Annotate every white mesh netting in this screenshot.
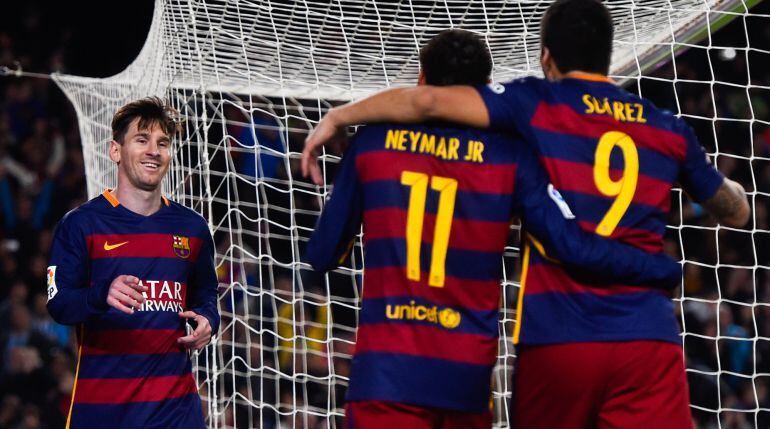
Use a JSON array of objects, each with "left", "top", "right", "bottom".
[{"left": 51, "top": 0, "right": 770, "bottom": 427}]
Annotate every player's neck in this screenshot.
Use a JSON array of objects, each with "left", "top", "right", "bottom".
[
  {"left": 544, "top": 67, "right": 565, "bottom": 81},
  {"left": 112, "top": 183, "right": 164, "bottom": 216}
]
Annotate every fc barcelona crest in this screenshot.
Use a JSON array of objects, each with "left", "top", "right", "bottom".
[{"left": 172, "top": 235, "right": 191, "bottom": 259}]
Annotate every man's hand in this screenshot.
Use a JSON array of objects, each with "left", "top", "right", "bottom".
[
  {"left": 106, "top": 275, "right": 147, "bottom": 314},
  {"left": 177, "top": 311, "right": 213, "bottom": 351},
  {"left": 302, "top": 110, "right": 349, "bottom": 185}
]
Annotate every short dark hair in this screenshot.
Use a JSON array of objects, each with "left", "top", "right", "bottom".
[
  {"left": 111, "top": 97, "right": 179, "bottom": 143},
  {"left": 419, "top": 29, "right": 492, "bottom": 86},
  {"left": 541, "top": 0, "right": 613, "bottom": 75}
]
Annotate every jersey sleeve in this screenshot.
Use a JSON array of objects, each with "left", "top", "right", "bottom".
[
  {"left": 511, "top": 144, "right": 682, "bottom": 288},
  {"left": 474, "top": 78, "right": 538, "bottom": 134},
  {"left": 46, "top": 211, "right": 110, "bottom": 325},
  {"left": 677, "top": 120, "right": 725, "bottom": 202},
  {"left": 188, "top": 225, "right": 220, "bottom": 334},
  {"left": 304, "top": 140, "right": 364, "bottom": 273}
]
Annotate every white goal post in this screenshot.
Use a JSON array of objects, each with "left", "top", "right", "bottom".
[{"left": 51, "top": 0, "right": 769, "bottom": 427}]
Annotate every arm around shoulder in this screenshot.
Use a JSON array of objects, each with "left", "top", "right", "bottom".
[
  {"left": 303, "top": 86, "right": 489, "bottom": 184},
  {"left": 413, "top": 85, "right": 490, "bottom": 127},
  {"left": 327, "top": 85, "right": 489, "bottom": 129}
]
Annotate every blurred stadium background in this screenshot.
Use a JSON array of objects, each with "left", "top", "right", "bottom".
[{"left": 1, "top": 1, "right": 769, "bottom": 428}]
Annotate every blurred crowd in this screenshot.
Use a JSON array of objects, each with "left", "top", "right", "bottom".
[
  {"left": 0, "top": 36, "right": 87, "bottom": 429},
  {"left": 1, "top": 1, "right": 770, "bottom": 429}
]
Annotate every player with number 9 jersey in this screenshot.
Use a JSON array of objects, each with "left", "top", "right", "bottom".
[
  {"left": 476, "top": 73, "right": 723, "bottom": 347},
  {"left": 475, "top": 72, "right": 725, "bottom": 428},
  {"left": 305, "top": 121, "right": 682, "bottom": 428}
]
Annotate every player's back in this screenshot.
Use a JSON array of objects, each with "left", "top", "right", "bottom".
[
  {"left": 308, "top": 123, "right": 520, "bottom": 412},
  {"left": 478, "top": 74, "right": 723, "bottom": 345}
]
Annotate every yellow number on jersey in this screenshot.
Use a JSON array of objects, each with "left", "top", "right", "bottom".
[
  {"left": 401, "top": 172, "right": 429, "bottom": 282},
  {"left": 593, "top": 131, "right": 639, "bottom": 236},
  {"left": 401, "top": 171, "right": 458, "bottom": 287}
]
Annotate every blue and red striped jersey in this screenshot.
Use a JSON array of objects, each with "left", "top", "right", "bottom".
[
  {"left": 46, "top": 191, "right": 219, "bottom": 429},
  {"left": 476, "top": 74, "right": 725, "bottom": 346},
  {"left": 305, "top": 123, "right": 681, "bottom": 412}
]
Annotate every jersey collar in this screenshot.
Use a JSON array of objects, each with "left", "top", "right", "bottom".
[
  {"left": 564, "top": 71, "right": 615, "bottom": 84},
  {"left": 102, "top": 189, "right": 170, "bottom": 207}
]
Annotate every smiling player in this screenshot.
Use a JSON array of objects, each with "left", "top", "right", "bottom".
[{"left": 46, "top": 97, "right": 219, "bottom": 429}]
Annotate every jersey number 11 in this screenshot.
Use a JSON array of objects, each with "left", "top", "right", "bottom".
[{"left": 401, "top": 171, "right": 458, "bottom": 288}]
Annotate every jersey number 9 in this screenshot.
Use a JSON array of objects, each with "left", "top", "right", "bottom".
[{"left": 593, "top": 131, "right": 639, "bottom": 236}]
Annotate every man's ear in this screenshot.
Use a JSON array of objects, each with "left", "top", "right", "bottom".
[
  {"left": 109, "top": 140, "right": 121, "bottom": 164},
  {"left": 540, "top": 47, "right": 551, "bottom": 76},
  {"left": 417, "top": 70, "right": 426, "bottom": 86},
  {"left": 540, "top": 47, "right": 562, "bottom": 80}
]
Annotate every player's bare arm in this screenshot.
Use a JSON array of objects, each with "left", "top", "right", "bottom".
[
  {"left": 302, "top": 85, "right": 488, "bottom": 185},
  {"left": 702, "top": 177, "right": 750, "bottom": 228}
]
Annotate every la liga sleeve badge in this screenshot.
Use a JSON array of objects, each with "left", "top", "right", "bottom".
[{"left": 46, "top": 266, "right": 58, "bottom": 301}]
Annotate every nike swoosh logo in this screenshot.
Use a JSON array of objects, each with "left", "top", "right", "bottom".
[{"left": 104, "top": 241, "right": 129, "bottom": 251}]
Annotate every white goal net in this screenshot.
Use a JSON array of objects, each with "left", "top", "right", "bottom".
[{"left": 51, "top": 0, "right": 769, "bottom": 427}]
